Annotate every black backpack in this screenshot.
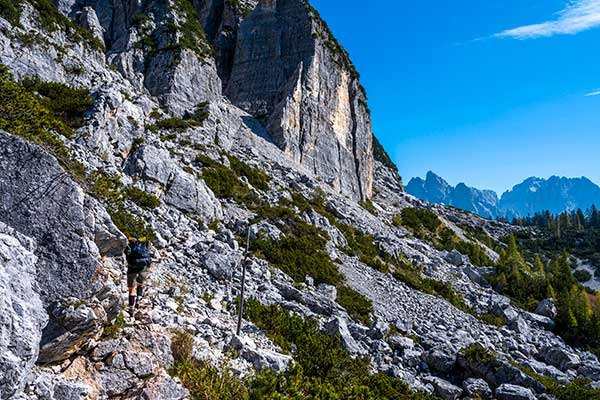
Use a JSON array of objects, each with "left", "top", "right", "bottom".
[{"left": 127, "top": 241, "right": 151, "bottom": 272}]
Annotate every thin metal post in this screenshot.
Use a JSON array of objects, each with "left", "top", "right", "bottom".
[{"left": 236, "top": 228, "right": 251, "bottom": 336}]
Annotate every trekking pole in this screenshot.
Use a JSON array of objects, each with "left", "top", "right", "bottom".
[{"left": 236, "top": 228, "right": 251, "bottom": 336}]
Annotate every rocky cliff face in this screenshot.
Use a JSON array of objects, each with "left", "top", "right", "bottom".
[
  {"left": 225, "top": 0, "right": 374, "bottom": 200},
  {"left": 1, "top": 1, "right": 598, "bottom": 400}
]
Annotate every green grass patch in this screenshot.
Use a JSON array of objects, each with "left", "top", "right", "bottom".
[{"left": 0, "top": 0, "right": 23, "bottom": 26}]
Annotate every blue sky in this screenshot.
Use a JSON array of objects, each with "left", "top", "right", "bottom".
[{"left": 310, "top": 0, "right": 600, "bottom": 194}]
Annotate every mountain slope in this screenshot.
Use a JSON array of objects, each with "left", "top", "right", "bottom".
[{"left": 0, "top": 2, "right": 599, "bottom": 400}]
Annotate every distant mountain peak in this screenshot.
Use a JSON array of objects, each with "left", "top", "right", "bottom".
[{"left": 408, "top": 173, "right": 600, "bottom": 219}]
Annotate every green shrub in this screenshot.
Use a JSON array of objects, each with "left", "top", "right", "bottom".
[
  {"left": 195, "top": 154, "right": 218, "bottom": 168},
  {"left": 477, "top": 313, "right": 507, "bottom": 327},
  {"left": 171, "top": 330, "right": 194, "bottom": 363},
  {"left": 102, "top": 311, "right": 127, "bottom": 338},
  {"left": 359, "top": 199, "right": 378, "bottom": 216},
  {"left": 400, "top": 208, "right": 442, "bottom": 236},
  {"left": 251, "top": 234, "right": 342, "bottom": 286},
  {"left": 151, "top": 117, "right": 202, "bottom": 132},
  {"left": 124, "top": 187, "right": 161, "bottom": 209},
  {"left": 227, "top": 156, "right": 271, "bottom": 191},
  {"left": 202, "top": 164, "right": 249, "bottom": 199},
  {"left": 461, "top": 343, "right": 496, "bottom": 364},
  {"left": 336, "top": 223, "right": 388, "bottom": 272},
  {"left": 171, "top": 0, "right": 213, "bottom": 59},
  {"left": 28, "top": 0, "right": 105, "bottom": 50},
  {"left": 21, "top": 77, "right": 94, "bottom": 130},
  {"left": 574, "top": 269, "right": 592, "bottom": 283},
  {"left": 108, "top": 207, "right": 156, "bottom": 241},
  {"left": 373, "top": 134, "right": 398, "bottom": 173},
  {"left": 0, "top": 0, "right": 23, "bottom": 26},
  {"left": 336, "top": 285, "right": 373, "bottom": 325}
]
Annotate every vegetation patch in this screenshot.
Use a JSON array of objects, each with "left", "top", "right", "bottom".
[
  {"left": 21, "top": 77, "right": 94, "bottom": 131},
  {"left": 171, "top": 0, "right": 213, "bottom": 59},
  {"left": 0, "top": 0, "right": 23, "bottom": 26},
  {"left": 461, "top": 343, "right": 496, "bottom": 365},
  {"left": 27, "top": 0, "right": 104, "bottom": 50},
  {"left": 336, "top": 285, "right": 373, "bottom": 325},
  {"left": 398, "top": 208, "right": 493, "bottom": 267},
  {"left": 373, "top": 134, "right": 399, "bottom": 173},
  {"left": 244, "top": 299, "right": 436, "bottom": 399}
]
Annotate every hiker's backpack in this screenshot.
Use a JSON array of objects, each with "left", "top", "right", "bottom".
[{"left": 127, "top": 241, "right": 151, "bottom": 272}]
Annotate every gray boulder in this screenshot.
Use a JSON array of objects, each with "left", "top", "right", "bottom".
[
  {"left": 535, "top": 298, "right": 557, "bottom": 320},
  {"left": 543, "top": 347, "right": 581, "bottom": 371},
  {"left": 142, "top": 373, "right": 190, "bottom": 400},
  {"left": 423, "top": 376, "right": 462, "bottom": 400},
  {"left": 424, "top": 347, "right": 457, "bottom": 373},
  {"left": 241, "top": 348, "right": 291, "bottom": 372},
  {"left": 0, "top": 229, "right": 47, "bottom": 399},
  {"left": 201, "top": 246, "right": 241, "bottom": 281},
  {"left": 0, "top": 131, "right": 104, "bottom": 302},
  {"left": 126, "top": 145, "right": 223, "bottom": 222},
  {"left": 495, "top": 384, "right": 536, "bottom": 400},
  {"left": 38, "top": 300, "right": 107, "bottom": 364},
  {"left": 446, "top": 249, "right": 465, "bottom": 266},
  {"left": 325, "top": 317, "right": 366, "bottom": 356},
  {"left": 462, "top": 378, "right": 492, "bottom": 399}
]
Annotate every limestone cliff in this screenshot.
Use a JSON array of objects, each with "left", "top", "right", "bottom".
[{"left": 225, "top": 0, "right": 374, "bottom": 200}]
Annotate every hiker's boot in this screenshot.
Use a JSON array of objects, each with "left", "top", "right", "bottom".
[
  {"left": 128, "top": 294, "right": 137, "bottom": 315},
  {"left": 135, "top": 286, "right": 144, "bottom": 309}
]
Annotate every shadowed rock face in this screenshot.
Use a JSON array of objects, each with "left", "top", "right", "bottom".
[
  {"left": 0, "top": 131, "right": 102, "bottom": 302},
  {"left": 225, "top": 0, "right": 374, "bottom": 200}
]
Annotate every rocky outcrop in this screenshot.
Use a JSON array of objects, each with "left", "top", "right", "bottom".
[
  {"left": 0, "top": 131, "right": 104, "bottom": 302},
  {"left": 0, "top": 224, "right": 46, "bottom": 399},
  {"left": 226, "top": 0, "right": 374, "bottom": 200},
  {"left": 125, "top": 144, "right": 223, "bottom": 222}
]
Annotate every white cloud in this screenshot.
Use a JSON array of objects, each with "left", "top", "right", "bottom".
[
  {"left": 495, "top": 0, "right": 600, "bottom": 39},
  {"left": 585, "top": 89, "right": 600, "bottom": 96}
]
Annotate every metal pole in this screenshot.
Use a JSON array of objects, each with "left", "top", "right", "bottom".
[{"left": 236, "top": 228, "right": 251, "bottom": 336}]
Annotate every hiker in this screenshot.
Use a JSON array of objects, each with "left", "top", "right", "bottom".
[{"left": 126, "top": 236, "right": 152, "bottom": 315}]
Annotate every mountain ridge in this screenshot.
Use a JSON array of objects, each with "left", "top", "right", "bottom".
[{"left": 407, "top": 171, "right": 600, "bottom": 219}]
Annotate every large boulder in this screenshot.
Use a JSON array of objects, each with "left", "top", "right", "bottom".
[
  {"left": 535, "top": 298, "right": 557, "bottom": 320},
  {"left": 125, "top": 145, "right": 223, "bottom": 222},
  {"left": 325, "top": 317, "right": 367, "bottom": 356},
  {"left": 495, "top": 384, "right": 536, "bottom": 400},
  {"left": 0, "top": 131, "right": 104, "bottom": 302},
  {"left": 423, "top": 376, "right": 462, "bottom": 400},
  {"left": 543, "top": 347, "right": 581, "bottom": 371},
  {"left": 462, "top": 378, "right": 492, "bottom": 399},
  {"left": 0, "top": 227, "right": 47, "bottom": 399},
  {"left": 38, "top": 300, "right": 108, "bottom": 364}
]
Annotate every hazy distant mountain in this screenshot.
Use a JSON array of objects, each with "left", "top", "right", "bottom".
[
  {"left": 406, "top": 172, "right": 500, "bottom": 219},
  {"left": 499, "top": 176, "right": 600, "bottom": 218},
  {"left": 406, "top": 172, "right": 600, "bottom": 219}
]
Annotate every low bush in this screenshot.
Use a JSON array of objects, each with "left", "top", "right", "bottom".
[
  {"left": 21, "top": 77, "right": 94, "bottom": 130},
  {"left": 477, "top": 313, "right": 507, "bottom": 327},
  {"left": 108, "top": 207, "right": 156, "bottom": 241},
  {"left": 227, "top": 156, "right": 271, "bottom": 191},
  {"left": 124, "top": 187, "right": 161, "bottom": 209},
  {"left": 461, "top": 343, "right": 496, "bottom": 364},
  {"left": 574, "top": 269, "right": 592, "bottom": 283},
  {"left": 336, "top": 285, "right": 373, "bottom": 325},
  {"left": 171, "top": 360, "right": 249, "bottom": 400}
]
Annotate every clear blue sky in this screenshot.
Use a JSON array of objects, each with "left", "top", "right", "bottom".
[{"left": 310, "top": 0, "right": 600, "bottom": 194}]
